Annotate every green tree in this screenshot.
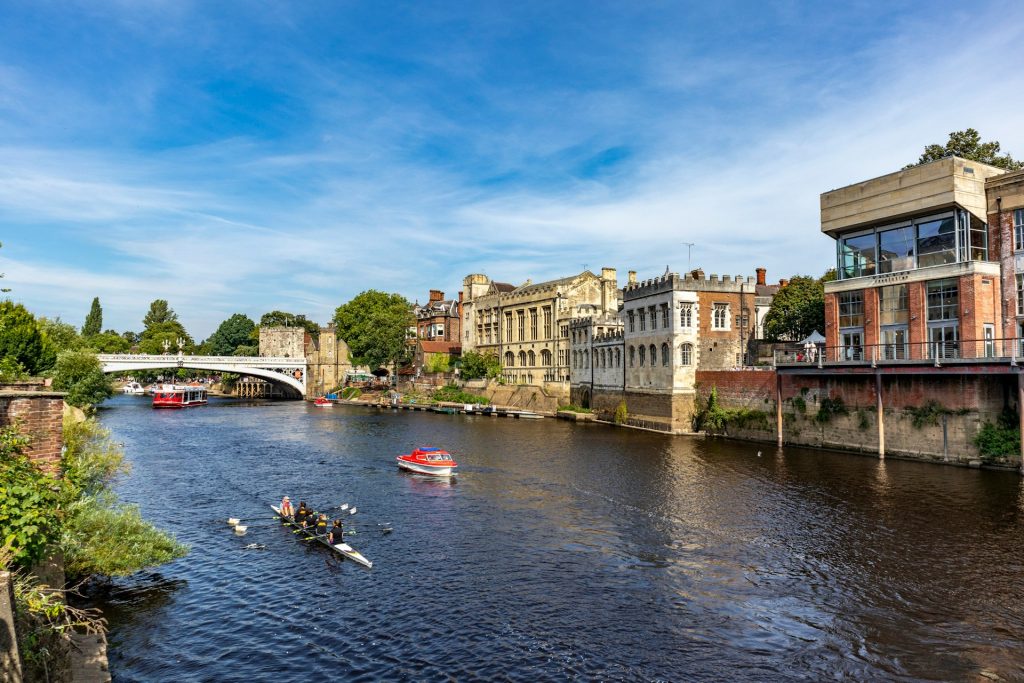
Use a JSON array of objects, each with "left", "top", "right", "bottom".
[
  {"left": 459, "top": 351, "right": 502, "bottom": 380},
  {"left": 82, "top": 297, "right": 103, "bottom": 336},
  {"left": 138, "top": 321, "right": 194, "bottom": 355},
  {"left": 259, "top": 310, "right": 320, "bottom": 337},
  {"left": 905, "top": 128, "right": 1022, "bottom": 171},
  {"left": 205, "top": 313, "right": 256, "bottom": 356},
  {"left": 142, "top": 299, "right": 178, "bottom": 328},
  {"left": 333, "top": 290, "right": 413, "bottom": 370},
  {"left": 84, "top": 331, "right": 131, "bottom": 353},
  {"left": 51, "top": 350, "right": 115, "bottom": 408},
  {"left": 762, "top": 275, "right": 826, "bottom": 342},
  {"left": 0, "top": 300, "right": 56, "bottom": 374},
  {"left": 39, "top": 316, "right": 82, "bottom": 352}
]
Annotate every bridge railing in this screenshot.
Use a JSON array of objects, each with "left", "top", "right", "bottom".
[
  {"left": 98, "top": 354, "right": 305, "bottom": 365},
  {"left": 775, "top": 337, "right": 1022, "bottom": 368}
]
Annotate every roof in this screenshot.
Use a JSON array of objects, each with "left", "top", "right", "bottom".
[
  {"left": 491, "top": 282, "right": 516, "bottom": 293},
  {"left": 418, "top": 341, "right": 462, "bottom": 354}
]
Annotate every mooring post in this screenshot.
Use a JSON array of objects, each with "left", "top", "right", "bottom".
[
  {"left": 776, "top": 372, "right": 783, "bottom": 448},
  {"left": 876, "top": 371, "right": 885, "bottom": 459}
]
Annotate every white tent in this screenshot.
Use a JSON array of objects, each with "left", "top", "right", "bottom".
[{"left": 800, "top": 330, "right": 826, "bottom": 345}]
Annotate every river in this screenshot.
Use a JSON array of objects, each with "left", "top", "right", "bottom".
[{"left": 91, "top": 395, "right": 1024, "bottom": 682}]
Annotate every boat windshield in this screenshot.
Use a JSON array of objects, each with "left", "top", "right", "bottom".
[{"left": 426, "top": 454, "right": 451, "bottom": 462}]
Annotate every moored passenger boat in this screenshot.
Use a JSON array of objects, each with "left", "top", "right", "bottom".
[
  {"left": 122, "top": 381, "right": 145, "bottom": 395},
  {"left": 396, "top": 447, "right": 458, "bottom": 476},
  {"left": 152, "top": 384, "right": 208, "bottom": 409}
]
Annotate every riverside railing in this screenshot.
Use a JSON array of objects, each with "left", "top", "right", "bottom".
[{"left": 774, "top": 337, "right": 1024, "bottom": 368}]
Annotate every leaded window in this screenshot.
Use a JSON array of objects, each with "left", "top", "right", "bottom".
[
  {"left": 661, "top": 304, "right": 669, "bottom": 328},
  {"left": 638, "top": 345, "right": 645, "bottom": 366},
  {"left": 639, "top": 309, "right": 646, "bottom": 331},
  {"left": 680, "top": 344, "right": 692, "bottom": 365},
  {"left": 680, "top": 304, "right": 692, "bottom": 328},
  {"left": 628, "top": 311, "right": 635, "bottom": 332},
  {"left": 712, "top": 304, "right": 728, "bottom": 329},
  {"left": 1018, "top": 274, "right": 1024, "bottom": 316},
  {"left": 661, "top": 343, "right": 669, "bottom": 366}
]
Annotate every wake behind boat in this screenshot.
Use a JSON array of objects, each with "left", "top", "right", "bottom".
[
  {"left": 271, "top": 505, "right": 372, "bottom": 568},
  {"left": 396, "top": 447, "right": 458, "bottom": 476}
]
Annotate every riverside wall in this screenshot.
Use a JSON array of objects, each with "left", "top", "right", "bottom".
[
  {"left": 695, "top": 370, "right": 1020, "bottom": 468},
  {"left": 0, "top": 388, "right": 65, "bottom": 474}
]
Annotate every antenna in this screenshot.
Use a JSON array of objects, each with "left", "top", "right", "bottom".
[{"left": 682, "top": 243, "right": 695, "bottom": 272}]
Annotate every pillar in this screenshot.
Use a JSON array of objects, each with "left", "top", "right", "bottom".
[
  {"left": 876, "top": 372, "right": 885, "bottom": 459},
  {"left": 776, "top": 373, "right": 783, "bottom": 448}
]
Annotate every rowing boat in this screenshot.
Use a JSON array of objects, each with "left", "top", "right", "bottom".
[{"left": 271, "top": 505, "right": 373, "bottom": 568}]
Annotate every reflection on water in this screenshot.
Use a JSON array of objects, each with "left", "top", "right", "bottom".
[{"left": 93, "top": 395, "right": 1024, "bottom": 681}]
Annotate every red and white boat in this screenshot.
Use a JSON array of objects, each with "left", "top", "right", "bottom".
[
  {"left": 152, "top": 384, "right": 208, "bottom": 409},
  {"left": 396, "top": 447, "right": 458, "bottom": 476},
  {"left": 314, "top": 397, "right": 334, "bottom": 408}
]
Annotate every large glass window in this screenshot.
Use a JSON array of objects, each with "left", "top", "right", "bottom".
[
  {"left": 916, "top": 217, "right": 956, "bottom": 268},
  {"left": 1018, "top": 274, "right": 1024, "bottom": 317},
  {"left": 879, "top": 285, "right": 909, "bottom": 325},
  {"left": 840, "top": 233, "right": 876, "bottom": 278},
  {"left": 838, "top": 291, "right": 864, "bottom": 328},
  {"left": 1016, "top": 209, "right": 1024, "bottom": 252},
  {"left": 926, "top": 279, "right": 958, "bottom": 321},
  {"left": 877, "top": 226, "right": 915, "bottom": 274}
]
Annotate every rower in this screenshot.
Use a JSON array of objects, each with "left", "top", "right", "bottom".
[
  {"left": 294, "top": 502, "right": 310, "bottom": 526},
  {"left": 314, "top": 513, "right": 329, "bottom": 537},
  {"left": 280, "top": 496, "right": 294, "bottom": 518},
  {"left": 328, "top": 519, "right": 344, "bottom": 545}
]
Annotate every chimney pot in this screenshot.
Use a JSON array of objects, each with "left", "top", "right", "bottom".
[
  {"left": 756, "top": 267, "right": 766, "bottom": 286},
  {"left": 628, "top": 270, "right": 637, "bottom": 284},
  {"left": 779, "top": 278, "right": 789, "bottom": 287}
]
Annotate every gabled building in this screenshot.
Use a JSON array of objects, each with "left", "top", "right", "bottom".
[
  {"left": 412, "top": 289, "right": 462, "bottom": 342},
  {"left": 461, "top": 269, "right": 620, "bottom": 387}
]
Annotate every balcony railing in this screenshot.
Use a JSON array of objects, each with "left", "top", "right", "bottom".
[{"left": 775, "top": 337, "right": 1023, "bottom": 367}]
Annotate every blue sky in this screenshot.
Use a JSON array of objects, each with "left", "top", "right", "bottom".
[{"left": 2, "top": 1, "right": 1023, "bottom": 338}]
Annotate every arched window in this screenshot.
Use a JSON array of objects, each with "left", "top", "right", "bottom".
[
  {"left": 541, "top": 349, "right": 552, "bottom": 366},
  {"left": 601, "top": 349, "right": 607, "bottom": 368},
  {"left": 661, "top": 343, "right": 670, "bottom": 366},
  {"left": 638, "top": 345, "right": 645, "bottom": 366},
  {"left": 649, "top": 344, "right": 657, "bottom": 366},
  {"left": 527, "top": 350, "right": 536, "bottom": 366},
  {"left": 584, "top": 350, "right": 589, "bottom": 368},
  {"left": 505, "top": 351, "right": 515, "bottom": 367},
  {"left": 680, "top": 343, "right": 692, "bottom": 365},
  {"left": 629, "top": 346, "right": 635, "bottom": 367},
  {"left": 615, "top": 348, "right": 621, "bottom": 367}
]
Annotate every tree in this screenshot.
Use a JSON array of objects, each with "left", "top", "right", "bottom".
[
  {"left": 205, "top": 314, "right": 256, "bottom": 356},
  {"left": 39, "top": 316, "right": 82, "bottom": 352},
  {"left": 0, "top": 300, "right": 56, "bottom": 374},
  {"left": 905, "top": 128, "right": 1022, "bottom": 171},
  {"left": 51, "top": 350, "right": 114, "bottom": 407},
  {"left": 142, "top": 299, "right": 178, "bottom": 328},
  {"left": 333, "top": 290, "right": 413, "bottom": 370},
  {"left": 762, "top": 275, "right": 826, "bottom": 342},
  {"left": 84, "top": 331, "right": 131, "bottom": 353},
  {"left": 259, "top": 310, "right": 320, "bottom": 337},
  {"left": 138, "top": 321, "right": 194, "bottom": 355},
  {"left": 459, "top": 351, "right": 502, "bottom": 380},
  {"left": 82, "top": 297, "right": 103, "bottom": 336}
]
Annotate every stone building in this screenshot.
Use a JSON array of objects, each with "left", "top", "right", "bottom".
[
  {"left": 821, "top": 157, "right": 1006, "bottom": 360},
  {"left": 568, "top": 267, "right": 777, "bottom": 432},
  {"left": 413, "top": 290, "right": 462, "bottom": 342},
  {"left": 461, "top": 269, "right": 620, "bottom": 386},
  {"left": 305, "top": 325, "right": 354, "bottom": 396},
  {"left": 258, "top": 326, "right": 306, "bottom": 358}
]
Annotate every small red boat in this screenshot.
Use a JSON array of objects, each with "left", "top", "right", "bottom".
[
  {"left": 313, "top": 397, "right": 334, "bottom": 408},
  {"left": 152, "top": 384, "right": 208, "bottom": 409},
  {"left": 396, "top": 447, "right": 457, "bottom": 476}
]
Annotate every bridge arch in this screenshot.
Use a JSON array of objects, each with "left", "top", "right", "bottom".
[{"left": 97, "top": 355, "right": 307, "bottom": 398}]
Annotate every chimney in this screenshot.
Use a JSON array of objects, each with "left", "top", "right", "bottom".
[
  {"left": 756, "top": 267, "right": 766, "bottom": 286},
  {"left": 628, "top": 270, "right": 637, "bottom": 285},
  {"left": 601, "top": 267, "right": 617, "bottom": 282},
  {"left": 458, "top": 291, "right": 463, "bottom": 303},
  {"left": 779, "top": 278, "right": 789, "bottom": 288},
  {"left": 691, "top": 268, "right": 705, "bottom": 279},
  {"left": 429, "top": 289, "right": 444, "bottom": 302}
]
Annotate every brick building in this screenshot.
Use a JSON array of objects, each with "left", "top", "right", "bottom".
[
  {"left": 987, "top": 167, "right": 1024, "bottom": 347},
  {"left": 821, "top": 156, "right": 1011, "bottom": 360},
  {"left": 412, "top": 290, "right": 462, "bottom": 342}
]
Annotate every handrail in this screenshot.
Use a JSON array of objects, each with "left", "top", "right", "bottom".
[
  {"left": 97, "top": 354, "right": 305, "bottom": 364},
  {"left": 775, "top": 337, "right": 1024, "bottom": 366}
]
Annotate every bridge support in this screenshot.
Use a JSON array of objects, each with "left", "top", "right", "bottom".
[{"left": 876, "top": 371, "right": 885, "bottom": 459}]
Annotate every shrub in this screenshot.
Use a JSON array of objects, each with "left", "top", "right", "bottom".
[
  {"left": 614, "top": 400, "right": 628, "bottom": 424},
  {"left": 815, "top": 396, "right": 848, "bottom": 424},
  {"left": 906, "top": 400, "right": 948, "bottom": 429},
  {"left": 51, "top": 350, "right": 114, "bottom": 408},
  {"left": 432, "top": 384, "right": 490, "bottom": 405},
  {"left": 974, "top": 409, "right": 1020, "bottom": 460},
  {"left": 0, "top": 428, "right": 62, "bottom": 566},
  {"left": 558, "top": 404, "right": 592, "bottom": 413}
]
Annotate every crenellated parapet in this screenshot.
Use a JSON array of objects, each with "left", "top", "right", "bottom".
[{"left": 623, "top": 271, "right": 758, "bottom": 299}]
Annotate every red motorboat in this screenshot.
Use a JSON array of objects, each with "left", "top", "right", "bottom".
[
  {"left": 313, "top": 397, "right": 334, "bottom": 408},
  {"left": 396, "top": 447, "right": 457, "bottom": 476},
  {"left": 152, "top": 384, "right": 208, "bottom": 409}
]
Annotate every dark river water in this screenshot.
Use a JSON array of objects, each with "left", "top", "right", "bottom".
[{"left": 92, "top": 395, "right": 1024, "bottom": 682}]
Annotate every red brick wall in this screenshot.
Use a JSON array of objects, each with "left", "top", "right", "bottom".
[
  {"left": 824, "top": 292, "right": 838, "bottom": 348},
  {"left": 0, "top": 393, "right": 64, "bottom": 475},
  {"left": 991, "top": 209, "right": 1017, "bottom": 340},
  {"left": 696, "top": 369, "right": 776, "bottom": 409}
]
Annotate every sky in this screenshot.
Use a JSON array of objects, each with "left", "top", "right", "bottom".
[{"left": 2, "top": 1, "right": 1023, "bottom": 339}]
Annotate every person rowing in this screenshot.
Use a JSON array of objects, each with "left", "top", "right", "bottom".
[
  {"left": 314, "top": 513, "right": 329, "bottom": 538},
  {"left": 280, "top": 495, "right": 294, "bottom": 518},
  {"left": 294, "top": 501, "right": 310, "bottom": 526},
  {"left": 328, "top": 518, "right": 344, "bottom": 545}
]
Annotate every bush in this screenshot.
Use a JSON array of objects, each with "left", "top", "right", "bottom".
[
  {"left": 614, "top": 400, "right": 628, "bottom": 425},
  {"left": 51, "top": 350, "right": 114, "bottom": 408},
  {"left": 340, "top": 386, "right": 362, "bottom": 400},
  {"left": 0, "top": 428, "right": 62, "bottom": 566},
  {"left": 432, "top": 384, "right": 490, "bottom": 405},
  {"left": 424, "top": 353, "right": 451, "bottom": 373},
  {"left": 815, "top": 396, "right": 848, "bottom": 424},
  {"left": 558, "top": 404, "right": 592, "bottom": 413},
  {"left": 459, "top": 351, "right": 502, "bottom": 380},
  {"left": 974, "top": 409, "right": 1020, "bottom": 460}
]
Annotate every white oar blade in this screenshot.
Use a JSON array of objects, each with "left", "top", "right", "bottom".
[
  {"left": 349, "top": 507, "right": 357, "bottom": 515},
  {"left": 339, "top": 503, "right": 349, "bottom": 511},
  {"left": 227, "top": 518, "right": 240, "bottom": 526}
]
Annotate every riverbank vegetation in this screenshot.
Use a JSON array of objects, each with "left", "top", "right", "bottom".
[{"left": 432, "top": 384, "right": 490, "bottom": 405}]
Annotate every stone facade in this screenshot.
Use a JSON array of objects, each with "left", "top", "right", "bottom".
[
  {"left": 259, "top": 326, "right": 306, "bottom": 358},
  {"left": 568, "top": 267, "right": 776, "bottom": 432},
  {"left": 986, "top": 167, "right": 1024, "bottom": 348},
  {"left": 461, "top": 268, "right": 620, "bottom": 385},
  {"left": 305, "top": 326, "right": 354, "bottom": 396}
]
